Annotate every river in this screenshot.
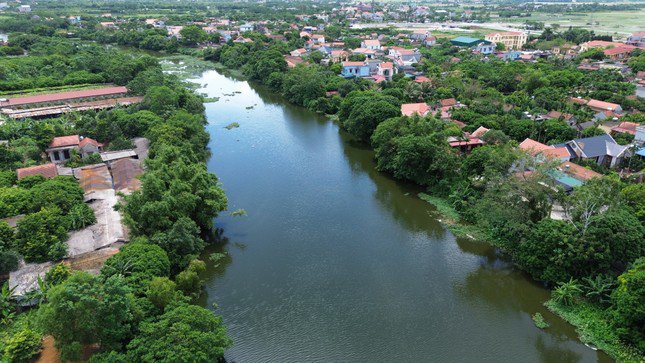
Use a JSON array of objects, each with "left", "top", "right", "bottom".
[{"left": 192, "top": 68, "right": 611, "bottom": 362}]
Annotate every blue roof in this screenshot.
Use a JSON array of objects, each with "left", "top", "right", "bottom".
[
  {"left": 451, "top": 36, "right": 481, "bottom": 43},
  {"left": 637, "top": 148, "right": 645, "bottom": 157}
]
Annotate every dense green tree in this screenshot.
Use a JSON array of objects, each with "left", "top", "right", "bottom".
[
  {"left": 39, "top": 273, "right": 136, "bottom": 361},
  {"left": 15, "top": 208, "right": 68, "bottom": 263},
  {"left": 125, "top": 304, "right": 231, "bottom": 363},
  {"left": 517, "top": 219, "right": 578, "bottom": 283},
  {"left": 611, "top": 258, "right": 645, "bottom": 351},
  {"left": 102, "top": 239, "right": 170, "bottom": 294}
]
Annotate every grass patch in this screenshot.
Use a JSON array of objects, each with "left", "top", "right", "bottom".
[
  {"left": 532, "top": 312, "right": 550, "bottom": 329},
  {"left": 545, "top": 299, "right": 644, "bottom": 362},
  {"left": 418, "top": 192, "right": 490, "bottom": 241}
]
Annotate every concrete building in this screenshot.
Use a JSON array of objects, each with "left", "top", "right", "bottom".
[
  {"left": 46, "top": 135, "right": 102, "bottom": 164},
  {"left": 485, "top": 31, "right": 527, "bottom": 50}
]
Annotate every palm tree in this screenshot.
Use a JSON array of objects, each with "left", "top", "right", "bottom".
[
  {"left": 582, "top": 275, "right": 615, "bottom": 306},
  {"left": 552, "top": 278, "right": 582, "bottom": 306}
]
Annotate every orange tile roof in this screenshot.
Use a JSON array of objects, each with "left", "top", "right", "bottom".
[
  {"left": 520, "top": 138, "right": 570, "bottom": 159},
  {"left": 79, "top": 137, "right": 102, "bottom": 148},
  {"left": 440, "top": 98, "right": 457, "bottom": 107},
  {"left": 560, "top": 162, "right": 601, "bottom": 181},
  {"left": 587, "top": 99, "right": 621, "bottom": 112},
  {"left": 519, "top": 138, "right": 550, "bottom": 154},
  {"left": 49, "top": 135, "right": 80, "bottom": 148},
  {"left": 611, "top": 121, "right": 639, "bottom": 135},
  {"left": 471, "top": 126, "right": 489, "bottom": 138},
  {"left": 342, "top": 61, "right": 366, "bottom": 66},
  {"left": 16, "top": 163, "right": 58, "bottom": 180},
  {"left": 401, "top": 103, "right": 430, "bottom": 117}
]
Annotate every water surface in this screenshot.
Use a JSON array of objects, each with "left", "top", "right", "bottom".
[{"left": 195, "top": 69, "right": 610, "bottom": 363}]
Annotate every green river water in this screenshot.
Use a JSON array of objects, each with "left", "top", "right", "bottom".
[{"left": 191, "top": 67, "right": 611, "bottom": 363}]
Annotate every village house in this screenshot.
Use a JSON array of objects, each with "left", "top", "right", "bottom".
[
  {"left": 99, "top": 22, "right": 117, "bottom": 29},
  {"left": 46, "top": 135, "right": 103, "bottom": 164},
  {"left": 239, "top": 23, "right": 254, "bottom": 32},
  {"left": 401, "top": 103, "right": 431, "bottom": 117},
  {"left": 330, "top": 50, "right": 349, "bottom": 63},
  {"left": 519, "top": 138, "right": 571, "bottom": 162},
  {"left": 626, "top": 32, "right": 645, "bottom": 47},
  {"left": 352, "top": 48, "right": 378, "bottom": 59},
  {"left": 377, "top": 62, "right": 396, "bottom": 81},
  {"left": 284, "top": 56, "right": 304, "bottom": 68},
  {"left": 474, "top": 42, "right": 496, "bottom": 55},
  {"left": 166, "top": 26, "right": 183, "bottom": 39},
  {"left": 556, "top": 134, "right": 629, "bottom": 168},
  {"left": 448, "top": 136, "right": 485, "bottom": 154},
  {"left": 361, "top": 39, "right": 382, "bottom": 50},
  {"left": 424, "top": 36, "right": 437, "bottom": 47},
  {"left": 603, "top": 46, "right": 637, "bottom": 60},
  {"left": 485, "top": 31, "right": 527, "bottom": 50},
  {"left": 410, "top": 29, "right": 431, "bottom": 41},
  {"left": 311, "top": 34, "right": 326, "bottom": 44},
  {"left": 587, "top": 99, "right": 622, "bottom": 114},
  {"left": 290, "top": 48, "right": 308, "bottom": 57},
  {"left": 388, "top": 47, "right": 422, "bottom": 70},
  {"left": 341, "top": 61, "right": 371, "bottom": 78},
  {"left": 611, "top": 121, "right": 639, "bottom": 136}
]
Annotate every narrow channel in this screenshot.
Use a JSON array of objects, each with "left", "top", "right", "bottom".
[{"left": 193, "top": 68, "right": 611, "bottom": 362}]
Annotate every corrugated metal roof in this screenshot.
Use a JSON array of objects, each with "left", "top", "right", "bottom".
[
  {"left": 78, "top": 164, "right": 113, "bottom": 194},
  {"left": 100, "top": 149, "right": 137, "bottom": 162},
  {"left": 111, "top": 158, "right": 143, "bottom": 192},
  {"left": 0, "top": 86, "right": 128, "bottom": 107}
]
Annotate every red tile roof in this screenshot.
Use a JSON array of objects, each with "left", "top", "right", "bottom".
[
  {"left": 79, "top": 137, "right": 102, "bottom": 148},
  {"left": 611, "top": 121, "right": 639, "bottom": 135},
  {"left": 0, "top": 86, "right": 128, "bottom": 107},
  {"left": 49, "top": 135, "right": 80, "bottom": 148},
  {"left": 16, "top": 163, "right": 58, "bottom": 180},
  {"left": 415, "top": 76, "right": 432, "bottom": 83},
  {"left": 440, "top": 98, "right": 457, "bottom": 107}
]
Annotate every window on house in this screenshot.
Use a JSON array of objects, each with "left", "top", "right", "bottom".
[
  {"left": 53, "top": 151, "right": 60, "bottom": 161},
  {"left": 63, "top": 149, "right": 71, "bottom": 159}
]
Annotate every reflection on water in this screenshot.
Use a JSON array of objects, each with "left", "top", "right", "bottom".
[{"left": 193, "top": 68, "right": 612, "bottom": 362}]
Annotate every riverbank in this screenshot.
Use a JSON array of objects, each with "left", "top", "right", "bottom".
[
  {"left": 419, "top": 190, "right": 642, "bottom": 363},
  {"left": 417, "top": 193, "right": 491, "bottom": 242},
  {"left": 545, "top": 299, "right": 642, "bottom": 363}
]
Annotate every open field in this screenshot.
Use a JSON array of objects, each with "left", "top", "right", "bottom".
[{"left": 505, "top": 10, "right": 645, "bottom": 35}]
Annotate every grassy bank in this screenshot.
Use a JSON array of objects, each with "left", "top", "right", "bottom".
[
  {"left": 418, "top": 192, "right": 491, "bottom": 242},
  {"left": 545, "top": 299, "right": 643, "bottom": 362},
  {"left": 419, "top": 190, "right": 643, "bottom": 362}
]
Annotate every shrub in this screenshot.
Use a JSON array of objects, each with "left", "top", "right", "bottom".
[{"left": 2, "top": 327, "right": 42, "bottom": 363}]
